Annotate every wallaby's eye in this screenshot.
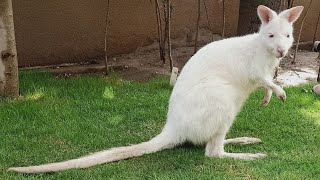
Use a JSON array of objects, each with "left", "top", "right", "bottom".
[
  {"left": 269, "top": 34, "right": 274, "bottom": 38},
  {"left": 287, "top": 34, "right": 290, "bottom": 38}
]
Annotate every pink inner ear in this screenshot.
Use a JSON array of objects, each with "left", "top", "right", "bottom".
[
  {"left": 287, "top": 7, "right": 304, "bottom": 23},
  {"left": 280, "top": 6, "right": 304, "bottom": 23},
  {"left": 288, "top": 15, "right": 295, "bottom": 23},
  {"left": 258, "top": 6, "right": 274, "bottom": 24}
]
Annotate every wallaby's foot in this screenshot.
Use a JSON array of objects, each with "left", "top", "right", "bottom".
[
  {"left": 261, "top": 99, "right": 270, "bottom": 107},
  {"left": 261, "top": 88, "right": 272, "bottom": 107},
  {"left": 224, "top": 137, "right": 262, "bottom": 145},
  {"left": 219, "top": 152, "right": 267, "bottom": 160},
  {"left": 205, "top": 148, "right": 267, "bottom": 160},
  {"left": 275, "top": 88, "right": 286, "bottom": 102}
]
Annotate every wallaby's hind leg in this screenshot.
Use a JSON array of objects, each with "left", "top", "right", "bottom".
[
  {"left": 205, "top": 114, "right": 266, "bottom": 160},
  {"left": 224, "top": 137, "right": 262, "bottom": 145},
  {"left": 206, "top": 135, "right": 266, "bottom": 160}
]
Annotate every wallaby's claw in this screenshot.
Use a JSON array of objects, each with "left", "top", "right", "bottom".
[{"left": 261, "top": 99, "right": 269, "bottom": 107}]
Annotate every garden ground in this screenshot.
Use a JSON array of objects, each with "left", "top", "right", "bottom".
[
  {"left": 2, "top": 35, "right": 320, "bottom": 178},
  {"left": 0, "top": 71, "right": 319, "bottom": 179}
]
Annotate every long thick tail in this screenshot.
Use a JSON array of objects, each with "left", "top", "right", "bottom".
[{"left": 8, "top": 132, "right": 177, "bottom": 174}]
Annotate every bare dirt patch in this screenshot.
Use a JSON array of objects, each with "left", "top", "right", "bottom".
[
  {"left": 22, "top": 32, "right": 319, "bottom": 86},
  {"left": 277, "top": 50, "right": 319, "bottom": 86}
]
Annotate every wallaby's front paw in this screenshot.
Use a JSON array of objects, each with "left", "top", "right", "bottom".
[
  {"left": 276, "top": 89, "right": 286, "bottom": 102},
  {"left": 261, "top": 99, "right": 270, "bottom": 107}
]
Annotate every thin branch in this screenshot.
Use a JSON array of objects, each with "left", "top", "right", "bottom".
[
  {"left": 162, "top": 1, "right": 167, "bottom": 63},
  {"left": 203, "top": 0, "right": 213, "bottom": 41},
  {"left": 194, "top": 0, "right": 201, "bottom": 54},
  {"left": 104, "top": 0, "right": 110, "bottom": 75},
  {"left": 222, "top": 0, "right": 226, "bottom": 38},
  {"left": 317, "top": 64, "right": 320, "bottom": 82},
  {"left": 292, "top": 0, "right": 313, "bottom": 64},
  {"left": 313, "top": 11, "right": 320, "bottom": 45},
  {"left": 155, "top": 0, "right": 165, "bottom": 63},
  {"left": 166, "top": 0, "right": 173, "bottom": 71}
]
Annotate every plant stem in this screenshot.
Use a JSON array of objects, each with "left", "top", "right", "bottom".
[
  {"left": 194, "top": 0, "right": 201, "bottom": 54},
  {"left": 222, "top": 0, "right": 226, "bottom": 38},
  {"left": 203, "top": 0, "right": 213, "bottom": 41},
  {"left": 155, "top": 0, "right": 165, "bottom": 64},
  {"left": 166, "top": 0, "right": 173, "bottom": 71},
  {"left": 312, "top": 11, "right": 320, "bottom": 45},
  {"left": 104, "top": 0, "right": 110, "bottom": 75}
]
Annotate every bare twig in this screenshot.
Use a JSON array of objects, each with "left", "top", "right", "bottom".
[
  {"left": 162, "top": 0, "right": 167, "bottom": 62},
  {"left": 317, "top": 64, "right": 320, "bottom": 82},
  {"left": 166, "top": 0, "right": 173, "bottom": 71},
  {"left": 155, "top": 0, "right": 165, "bottom": 63},
  {"left": 313, "top": 11, "right": 320, "bottom": 45},
  {"left": 292, "top": 70, "right": 301, "bottom": 78},
  {"left": 292, "top": 0, "right": 313, "bottom": 64},
  {"left": 222, "top": 0, "right": 226, "bottom": 38},
  {"left": 194, "top": 0, "right": 201, "bottom": 53},
  {"left": 203, "top": 0, "right": 213, "bottom": 41},
  {"left": 104, "top": 0, "right": 110, "bottom": 75}
]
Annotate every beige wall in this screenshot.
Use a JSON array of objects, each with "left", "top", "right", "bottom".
[
  {"left": 294, "top": 0, "right": 320, "bottom": 42},
  {"left": 12, "top": 0, "right": 240, "bottom": 67}
]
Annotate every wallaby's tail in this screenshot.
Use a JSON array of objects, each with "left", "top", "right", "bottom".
[{"left": 8, "top": 132, "right": 178, "bottom": 174}]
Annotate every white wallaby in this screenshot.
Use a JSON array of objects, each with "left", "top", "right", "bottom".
[{"left": 8, "top": 5, "right": 304, "bottom": 174}]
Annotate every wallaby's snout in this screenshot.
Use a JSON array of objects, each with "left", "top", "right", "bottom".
[{"left": 276, "top": 47, "right": 286, "bottom": 58}]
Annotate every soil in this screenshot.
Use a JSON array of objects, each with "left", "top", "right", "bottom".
[
  {"left": 277, "top": 50, "right": 319, "bottom": 86},
  {"left": 22, "top": 40, "right": 320, "bottom": 87}
]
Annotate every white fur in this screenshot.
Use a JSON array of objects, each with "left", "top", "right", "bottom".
[{"left": 8, "top": 5, "right": 304, "bottom": 173}]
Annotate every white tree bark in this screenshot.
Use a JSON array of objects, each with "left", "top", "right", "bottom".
[{"left": 0, "top": 0, "right": 19, "bottom": 97}]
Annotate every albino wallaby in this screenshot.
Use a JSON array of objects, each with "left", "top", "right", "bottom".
[{"left": 8, "top": 5, "right": 303, "bottom": 174}]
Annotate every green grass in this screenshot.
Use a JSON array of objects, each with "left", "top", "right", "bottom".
[{"left": 1, "top": 71, "right": 320, "bottom": 179}]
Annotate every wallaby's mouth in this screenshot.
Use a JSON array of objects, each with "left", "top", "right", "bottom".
[
  {"left": 275, "top": 51, "right": 286, "bottom": 59},
  {"left": 276, "top": 54, "right": 285, "bottom": 58}
]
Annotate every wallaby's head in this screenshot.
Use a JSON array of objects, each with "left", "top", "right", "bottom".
[{"left": 257, "top": 5, "right": 304, "bottom": 58}]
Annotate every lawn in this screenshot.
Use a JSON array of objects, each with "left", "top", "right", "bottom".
[{"left": 1, "top": 71, "right": 320, "bottom": 179}]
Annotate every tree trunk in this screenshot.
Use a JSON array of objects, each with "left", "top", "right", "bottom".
[
  {"left": 0, "top": 0, "right": 19, "bottom": 97},
  {"left": 238, "top": 0, "right": 288, "bottom": 35}
]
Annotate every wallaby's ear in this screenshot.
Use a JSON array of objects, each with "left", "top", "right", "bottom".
[
  {"left": 257, "top": 5, "right": 277, "bottom": 24},
  {"left": 279, "top": 6, "right": 304, "bottom": 23}
]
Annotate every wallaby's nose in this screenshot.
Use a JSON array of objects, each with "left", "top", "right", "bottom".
[{"left": 277, "top": 48, "right": 285, "bottom": 57}]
